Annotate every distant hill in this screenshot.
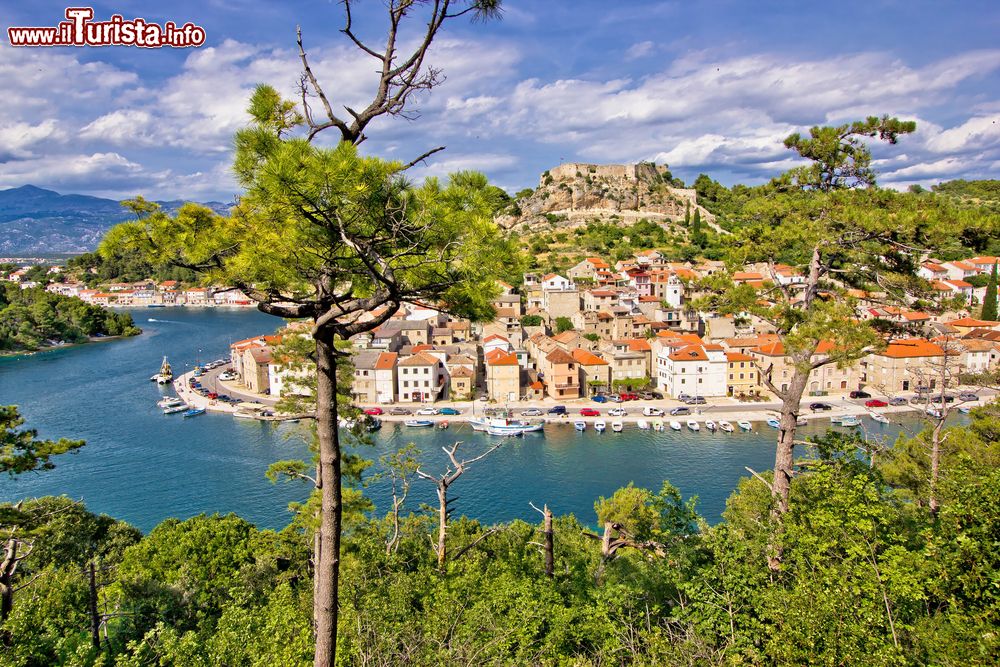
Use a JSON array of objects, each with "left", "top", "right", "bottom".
[
  {"left": 931, "top": 179, "right": 1000, "bottom": 204},
  {"left": 0, "top": 185, "right": 231, "bottom": 254}
]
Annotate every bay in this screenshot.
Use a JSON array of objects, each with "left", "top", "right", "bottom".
[{"left": 0, "top": 308, "right": 934, "bottom": 533}]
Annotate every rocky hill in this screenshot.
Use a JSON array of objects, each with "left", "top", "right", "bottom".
[
  {"left": 0, "top": 185, "right": 230, "bottom": 254},
  {"left": 500, "top": 162, "right": 718, "bottom": 232}
]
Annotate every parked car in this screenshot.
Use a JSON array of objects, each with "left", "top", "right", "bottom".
[
  {"left": 849, "top": 390, "right": 871, "bottom": 399},
  {"left": 580, "top": 408, "right": 601, "bottom": 417},
  {"left": 959, "top": 392, "right": 979, "bottom": 401},
  {"left": 547, "top": 405, "right": 567, "bottom": 415},
  {"left": 363, "top": 407, "right": 384, "bottom": 416},
  {"left": 941, "top": 394, "right": 956, "bottom": 403},
  {"left": 809, "top": 402, "right": 833, "bottom": 411},
  {"left": 888, "top": 397, "right": 907, "bottom": 406},
  {"left": 618, "top": 392, "right": 639, "bottom": 401},
  {"left": 389, "top": 407, "right": 412, "bottom": 415},
  {"left": 909, "top": 396, "right": 929, "bottom": 405},
  {"left": 639, "top": 391, "right": 664, "bottom": 400},
  {"left": 669, "top": 406, "right": 691, "bottom": 416},
  {"left": 207, "top": 392, "right": 218, "bottom": 400},
  {"left": 415, "top": 407, "right": 439, "bottom": 416},
  {"left": 591, "top": 394, "right": 608, "bottom": 403},
  {"left": 439, "top": 407, "right": 461, "bottom": 416},
  {"left": 688, "top": 396, "right": 707, "bottom": 405},
  {"left": 677, "top": 393, "right": 693, "bottom": 403},
  {"left": 865, "top": 399, "right": 888, "bottom": 408},
  {"left": 606, "top": 394, "right": 623, "bottom": 403},
  {"left": 643, "top": 406, "right": 665, "bottom": 416},
  {"left": 521, "top": 408, "right": 543, "bottom": 417},
  {"left": 608, "top": 407, "right": 628, "bottom": 417}
]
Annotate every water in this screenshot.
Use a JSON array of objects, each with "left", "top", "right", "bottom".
[{"left": 0, "top": 309, "right": 937, "bottom": 532}]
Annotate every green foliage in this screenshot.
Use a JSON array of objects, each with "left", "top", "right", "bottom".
[
  {"left": 982, "top": 262, "right": 998, "bottom": 321},
  {"left": 519, "top": 314, "right": 542, "bottom": 327},
  {"left": 0, "top": 283, "right": 140, "bottom": 352},
  {"left": 582, "top": 332, "right": 600, "bottom": 342},
  {"left": 554, "top": 316, "right": 574, "bottom": 333},
  {"left": 1, "top": 405, "right": 84, "bottom": 475}
]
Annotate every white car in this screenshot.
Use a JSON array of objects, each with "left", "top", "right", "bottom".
[
  {"left": 643, "top": 406, "right": 664, "bottom": 416},
  {"left": 218, "top": 372, "right": 237, "bottom": 381},
  {"left": 608, "top": 407, "right": 628, "bottom": 417},
  {"left": 415, "top": 407, "right": 439, "bottom": 416}
]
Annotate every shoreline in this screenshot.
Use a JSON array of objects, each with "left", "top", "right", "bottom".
[{"left": 0, "top": 334, "right": 130, "bottom": 359}]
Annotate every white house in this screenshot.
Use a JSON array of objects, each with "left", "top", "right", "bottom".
[
  {"left": 540, "top": 273, "right": 575, "bottom": 291},
  {"left": 655, "top": 343, "right": 728, "bottom": 398},
  {"left": 917, "top": 262, "right": 949, "bottom": 281}
]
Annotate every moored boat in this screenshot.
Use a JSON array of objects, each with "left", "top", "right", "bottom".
[
  {"left": 151, "top": 356, "right": 173, "bottom": 384},
  {"left": 611, "top": 421, "right": 624, "bottom": 432},
  {"left": 705, "top": 420, "right": 716, "bottom": 431},
  {"left": 157, "top": 397, "right": 184, "bottom": 408},
  {"left": 839, "top": 415, "right": 861, "bottom": 427},
  {"left": 868, "top": 411, "right": 890, "bottom": 424},
  {"left": 404, "top": 420, "right": 434, "bottom": 427},
  {"left": 796, "top": 417, "right": 808, "bottom": 426},
  {"left": 652, "top": 419, "right": 664, "bottom": 431},
  {"left": 719, "top": 420, "right": 734, "bottom": 433},
  {"left": 958, "top": 406, "right": 972, "bottom": 414},
  {"left": 669, "top": 420, "right": 682, "bottom": 431},
  {"left": 766, "top": 417, "right": 781, "bottom": 429},
  {"left": 574, "top": 421, "right": 587, "bottom": 431},
  {"left": 686, "top": 420, "right": 700, "bottom": 432},
  {"left": 738, "top": 420, "right": 752, "bottom": 431},
  {"left": 487, "top": 425, "right": 522, "bottom": 436},
  {"left": 637, "top": 419, "right": 650, "bottom": 430},
  {"left": 163, "top": 405, "right": 187, "bottom": 414},
  {"left": 182, "top": 407, "right": 205, "bottom": 418},
  {"left": 594, "top": 420, "right": 606, "bottom": 432}
]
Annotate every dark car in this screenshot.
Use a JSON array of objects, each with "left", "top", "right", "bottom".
[
  {"left": 669, "top": 406, "right": 691, "bottom": 416},
  {"left": 591, "top": 394, "right": 608, "bottom": 403},
  {"left": 849, "top": 390, "right": 871, "bottom": 399},
  {"left": 941, "top": 394, "right": 955, "bottom": 403},
  {"left": 809, "top": 402, "right": 833, "bottom": 411},
  {"left": 389, "top": 407, "right": 412, "bottom": 416},
  {"left": 439, "top": 407, "right": 461, "bottom": 416},
  {"left": 640, "top": 391, "right": 663, "bottom": 400},
  {"left": 547, "top": 405, "right": 567, "bottom": 415},
  {"left": 959, "top": 392, "right": 979, "bottom": 402},
  {"left": 888, "top": 397, "right": 907, "bottom": 406}
]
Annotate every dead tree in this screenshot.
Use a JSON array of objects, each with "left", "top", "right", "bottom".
[
  {"left": 416, "top": 441, "right": 501, "bottom": 568},
  {"left": 0, "top": 536, "right": 33, "bottom": 644},
  {"left": 583, "top": 522, "right": 668, "bottom": 585},
  {"left": 528, "top": 502, "right": 554, "bottom": 578}
]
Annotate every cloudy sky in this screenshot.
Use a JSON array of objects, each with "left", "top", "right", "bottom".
[{"left": 2, "top": 0, "right": 1000, "bottom": 202}]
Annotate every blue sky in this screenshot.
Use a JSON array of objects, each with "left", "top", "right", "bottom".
[{"left": 2, "top": 0, "right": 1000, "bottom": 201}]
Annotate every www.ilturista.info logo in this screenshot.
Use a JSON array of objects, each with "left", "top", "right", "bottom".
[{"left": 7, "top": 7, "right": 206, "bottom": 48}]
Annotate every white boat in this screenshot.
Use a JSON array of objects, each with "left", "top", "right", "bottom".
[
  {"left": 520, "top": 422, "right": 545, "bottom": 433},
  {"left": 719, "top": 420, "right": 734, "bottom": 433},
  {"left": 652, "top": 419, "right": 664, "bottom": 431},
  {"left": 766, "top": 418, "right": 781, "bottom": 429},
  {"left": 611, "top": 421, "right": 624, "bottom": 432},
  {"left": 574, "top": 421, "right": 587, "bottom": 431},
  {"left": 472, "top": 417, "right": 533, "bottom": 435},
  {"left": 404, "top": 420, "right": 434, "bottom": 427},
  {"left": 669, "top": 420, "right": 682, "bottom": 431},
  {"left": 157, "top": 397, "right": 184, "bottom": 408},
  {"left": 868, "top": 411, "right": 890, "bottom": 424},
  {"left": 163, "top": 405, "right": 187, "bottom": 414},
  {"left": 925, "top": 407, "right": 942, "bottom": 419},
  {"left": 796, "top": 417, "right": 808, "bottom": 426},
  {"left": 705, "top": 420, "right": 717, "bottom": 431},
  {"left": 738, "top": 420, "right": 752, "bottom": 431},
  {"left": 487, "top": 425, "right": 522, "bottom": 436},
  {"left": 151, "top": 356, "right": 173, "bottom": 384},
  {"left": 958, "top": 406, "right": 972, "bottom": 414},
  {"left": 686, "top": 420, "right": 700, "bottom": 432},
  {"left": 839, "top": 415, "right": 860, "bottom": 427},
  {"left": 233, "top": 411, "right": 259, "bottom": 420},
  {"left": 594, "top": 420, "right": 606, "bottom": 432},
  {"left": 637, "top": 420, "right": 650, "bottom": 430}
]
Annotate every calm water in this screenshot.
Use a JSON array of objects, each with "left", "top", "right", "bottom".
[{"left": 0, "top": 309, "right": 935, "bottom": 532}]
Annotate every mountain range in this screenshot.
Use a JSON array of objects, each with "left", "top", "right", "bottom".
[{"left": 0, "top": 185, "right": 231, "bottom": 255}]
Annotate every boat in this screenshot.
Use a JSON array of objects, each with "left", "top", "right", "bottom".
[
  {"left": 520, "top": 422, "right": 545, "bottom": 433},
  {"left": 652, "top": 419, "right": 664, "bottom": 431},
  {"left": 157, "top": 397, "right": 184, "bottom": 408},
  {"left": 574, "top": 421, "right": 587, "bottom": 431},
  {"left": 868, "top": 411, "right": 890, "bottom": 424},
  {"left": 686, "top": 420, "right": 700, "bottom": 431},
  {"left": 594, "top": 420, "right": 606, "bottom": 432},
  {"left": 438, "top": 420, "right": 449, "bottom": 429},
  {"left": 477, "top": 417, "right": 537, "bottom": 436},
  {"left": 958, "top": 406, "right": 972, "bottom": 414},
  {"left": 738, "top": 420, "right": 752, "bottom": 431},
  {"left": 705, "top": 420, "right": 716, "bottom": 431},
  {"left": 637, "top": 419, "right": 650, "bottom": 430},
  {"left": 611, "top": 421, "right": 624, "bottom": 432},
  {"left": 163, "top": 405, "right": 187, "bottom": 414},
  {"left": 796, "top": 417, "right": 808, "bottom": 426},
  {"left": 839, "top": 415, "right": 861, "bottom": 427},
  {"left": 719, "top": 420, "right": 734, "bottom": 433},
  {"left": 766, "top": 417, "right": 781, "bottom": 429},
  {"left": 487, "top": 425, "right": 522, "bottom": 436},
  {"left": 404, "top": 420, "right": 434, "bottom": 427},
  {"left": 366, "top": 417, "right": 382, "bottom": 431},
  {"left": 182, "top": 408, "right": 205, "bottom": 418},
  {"left": 669, "top": 420, "right": 682, "bottom": 431},
  {"left": 830, "top": 415, "right": 843, "bottom": 424},
  {"left": 925, "top": 407, "right": 942, "bottom": 419},
  {"left": 233, "top": 411, "right": 259, "bottom": 419},
  {"left": 150, "top": 356, "right": 173, "bottom": 384}
]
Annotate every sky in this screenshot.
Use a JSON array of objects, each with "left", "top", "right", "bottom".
[{"left": 2, "top": 0, "right": 1000, "bottom": 202}]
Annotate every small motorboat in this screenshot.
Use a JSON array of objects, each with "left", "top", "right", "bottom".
[
  {"left": 163, "top": 405, "right": 187, "bottom": 414},
  {"left": 520, "top": 422, "right": 544, "bottom": 433},
  {"left": 157, "top": 397, "right": 184, "bottom": 408},
  {"left": 652, "top": 419, "right": 664, "bottom": 431},
  {"left": 574, "top": 421, "right": 587, "bottom": 431},
  {"left": 868, "top": 411, "right": 890, "bottom": 424},
  {"left": 719, "top": 420, "right": 734, "bottom": 433},
  {"left": 438, "top": 420, "right": 449, "bottom": 429},
  {"left": 796, "top": 417, "right": 808, "bottom": 426},
  {"left": 766, "top": 418, "right": 780, "bottom": 429},
  {"left": 925, "top": 407, "right": 942, "bottom": 419},
  {"left": 637, "top": 420, "right": 650, "bottom": 430},
  {"left": 686, "top": 420, "right": 700, "bottom": 432},
  {"left": 404, "top": 420, "right": 434, "bottom": 427},
  {"left": 182, "top": 407, "right": 205, "bottom": 418},
  {"left": 487, "top": 426, "right": 522, "bottom": 436},
  {"left": 958, "top": 406, "right": 972, "bottom": 414},
  {"left": 594, "top": 420, "right": 606, "bottom": 432},
  {"left": 611, "top": 421, "right": 624, "bottom": 432},
  {"left": 738, "top": 420, "right": 752, "bottom": 431},
  {"left": 839, "top": 415, "right": 860, "bottom": 427},
  {"left": 705, "top": 420, "right": 717, "bottom": 432},
  {"left": 669, "top": 420, "right": 682, "bottom": 431}
]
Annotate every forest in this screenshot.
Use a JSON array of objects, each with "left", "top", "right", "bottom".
[
  {"left": 0, "top": 283, "right": 141, "bottom": 353},
  {"left": 2, "top": 405, "right": 1000, "bottom": 666}
]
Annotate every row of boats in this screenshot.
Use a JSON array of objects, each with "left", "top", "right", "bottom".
[
  {"left": 156, "top": 396, "right": 205, "bottom": 418},
  {"left": 575, "top": 418, "right": 751, "bottom": 433}
]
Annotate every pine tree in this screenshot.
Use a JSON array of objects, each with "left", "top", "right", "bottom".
[
  {"left": 691, "top": 208, "right": 706, "bottom": 248},
  {"left": 983, "top": 262, "right": 998, "bottom": 321},
  {"left": 683, "top": 201, "right": 691, "bottom": 227}
]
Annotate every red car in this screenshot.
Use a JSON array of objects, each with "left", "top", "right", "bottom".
[
  {"left": 618, "top": 392, "right": 639, "bottom": 401},
  {"left": 579, "top": 407, "right": 601, "bottom": 417},
  {"left": 865, "top": 399, "right": 888, "bottom": 408},
  {"left": 364, "top": 407, "right": 384, "bottom": 416}
]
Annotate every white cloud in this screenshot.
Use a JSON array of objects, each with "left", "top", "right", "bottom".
[{"left": 626, "top": 40, "right": 655, "bottom": 60}]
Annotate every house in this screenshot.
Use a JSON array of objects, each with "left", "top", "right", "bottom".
[
  {"left": 751, "top": 339, "right": 859, "bottom": 396},
  {"left": 352, "top": 350, "right": 397, "bottom": 403},
  {"left": 448, "top": 365, "right": 476, "bottom": 400},
  {"left": 396, "top": 352, "right": 445, "bottom": 403},
  {"left": 541, "top": 273, "right": 575, "bottom": 291},
  {"left": 242, "top": 346, "right": 272, "bottom": 394},
  {"left": 656, "top": 343, "right": 728, "bottom": 398},
  {"left": 860, "top": 339, "right": 948, "bottom": 393},
  {"left": 572, "top": 348, "right": 611, "bottom": 396},
  {"left": 917, "top": 262, "right": 949, "bottom": 281},
  {"left": 185, "top": 287, "right": 210, "bottom": 306},
  {"left": 940, "top": 260, "right": 979, "bottom": 281},
  {"left": 538, "top": 347, "right": 580, "bottom": 399},
  {"left": 602, "top": 339, "right": 652, "bottom": 389},
  {"left": 967, "top": 257, "right": 1000, "bottom": 275},
  {"left": 482, "top": 333, "right": 512, "bottom": 356},
  {"left": 725, "top": 351, "right": 762, "bottom": 398},
  {"left": 945, "top": 317, "right": 1000, "bottom": 335},
  {"left": 583, "top": 289, "right": 618, "bottom": 312},
  {"left": 485, "top": 349, "right": 521, "bottom": 402},
  {"left": 567, "top": 257, "right": 611, "bottom": 282}
]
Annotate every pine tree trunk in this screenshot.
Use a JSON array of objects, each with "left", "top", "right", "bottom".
[
  {"left": 929, "top": 419, "right": 944, "bottom": 515},
  {"left": 769, "top": 366, "right": 810, "bottom": 569},
  {"left": 313, "top": 336, "right": 342, "bottom": 667},
  {"left": 543, "top": 505, "right": 554, "bottom": 578},
  {"left": 436, "top": 484, "right": 448, "bottom": 568}
]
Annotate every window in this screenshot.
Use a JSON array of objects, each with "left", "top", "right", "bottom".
[
  {"left": 424, "top": 381, "right": 429, "bottom": 387},
  {"left": 739, "top": 373, "right": 744, "bottom": 380},
  {"left": 403, "top": 381, "right": 408, "bottom": 388}
]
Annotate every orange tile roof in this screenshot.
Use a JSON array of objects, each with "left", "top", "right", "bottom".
[
  {"left": 946, "top": 317, "right": 1000, "bottom": 327},
  {"left": 486, "top": 350, "right": 519, "bottom": 366},
  {"left": 669, "top": 344, "right": 708, "bottom": 361},
  {"left": 571, "top": 348, "right": 608, "bottom": 365},
  {"left": 450, "top": 366, "right": 475, "bottom": 378},
  {"left": 921, "top": 262, "right": 947, "bottom": 273},
  {"left": 398, "top": 352, "right": 441, "bottom": 366},
  {"left": 546, "top": 348, "right": 576, "bottom": 364},
  {"left": 726, "top": 351, "right": 756, "bottom": 362},
  {"left": 880, "top": 339, "right": 944, "bottom": 358},
  {"left": 375, "top": 352, "right": 398, "bottom": 370},
  {"left": 732, "top": 271, "right": 764, "bottom": 281},
  {"left": 944, "top": 279, "right": 973, "bottom": 289}
]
